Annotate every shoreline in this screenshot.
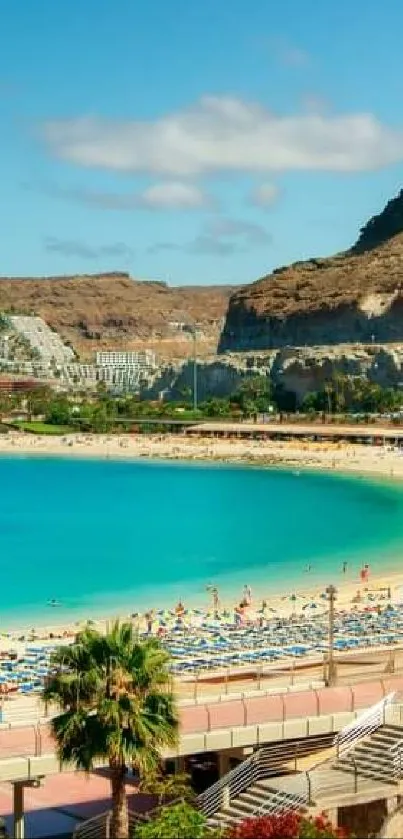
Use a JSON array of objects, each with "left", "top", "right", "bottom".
[
  {"left": 2, "top": 431, "right": 403, "bottom": 637},
  {"left": 2, "top": 572, "right": 403, "bottom": 666},
  {"left": 1, "top": 429, "right": 403, "bottom": 477}
]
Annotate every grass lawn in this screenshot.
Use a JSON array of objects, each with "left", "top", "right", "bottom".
[{"left": 9, "top": 421, "right": 76, "bottom": 435}]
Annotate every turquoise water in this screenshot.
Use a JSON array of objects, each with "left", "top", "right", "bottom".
[{"left": 1, "top": 456, "right": 403, "bottom": 626}]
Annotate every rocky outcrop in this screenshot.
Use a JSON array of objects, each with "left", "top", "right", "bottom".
[
  {"left": 353, "top": 189, "right": 403, "bottom": 254},
  {"left": 0, "top": 273, "right": 235, "bottom": 361},
  {"left": 144, "top": 344, "right": 403, "bottom": 404},
  {"left": 219, "top": 190, "right": 403, "bottom": 353}
]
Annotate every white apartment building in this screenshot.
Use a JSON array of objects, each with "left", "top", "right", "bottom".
[
  {"left": 9, "top": 316, "right": 75, "bottom": 364},
  {"left": 0, "top": 320, "right": 158, "bottom": 393},
  {"left": 96, "top": 350, "right": 156, "bottom": 370}
]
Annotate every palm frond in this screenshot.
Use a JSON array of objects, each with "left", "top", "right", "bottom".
[{"left": 44, "top": 621, "right": 178, "bottom": 779}]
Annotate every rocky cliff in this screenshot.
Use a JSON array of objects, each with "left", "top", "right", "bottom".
[
  {"left": 0, "top": 273, "right": 235, "bottom": 360},
  {"left": 147, "top": 344, "right": 403, "bottom": 404},
  {"left": 219, "top": 190, "right": 403, "bottom": 352}
]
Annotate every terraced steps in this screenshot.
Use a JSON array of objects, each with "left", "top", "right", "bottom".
[
  {"left": 334, "top": 724, "right": 403, "bottom": 786},
  {"left": 200, "top": 701, "right": 403, "bottom": 830},
  {"left": 207, "top": 783, "right": 308, "bottom": 830}
]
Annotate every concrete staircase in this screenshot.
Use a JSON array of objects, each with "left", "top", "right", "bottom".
[
  {"left": 207, "top": 780, "right": 308, "bottom": 831},
  {"left": 199, "top": 695, "right": 403, "bottom": 830},
  {"left": 334, "top": 724, "right": 403, "bottom": 786}
]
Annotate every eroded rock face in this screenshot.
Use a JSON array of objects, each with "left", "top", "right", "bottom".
[
  {"left": 145, "top": 345, "right": 403, "bottom": 403},
  {"left": 219, "top": 189, "right": 403, "bottom": 353}
]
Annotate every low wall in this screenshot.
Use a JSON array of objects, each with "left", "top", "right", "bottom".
[
  {"left": 180, "top": 677, "right": 403, "bottom": 734},
  {"left": 1, "top": 675, "right": 403, "bottom": 765}
]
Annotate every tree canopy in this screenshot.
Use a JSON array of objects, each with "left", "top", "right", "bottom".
[{"left": 43, "top": 622, "right": 178, "bottom": 839}]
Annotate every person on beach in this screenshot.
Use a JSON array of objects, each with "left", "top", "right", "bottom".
[
  {"left": 342, "top": 561, "right": 348, "bottom": 575},
  {"left": 235, "top": 605, "right": 243, "bottom": 625},
  {"left": 206, "top": 584, "right": 219, "bottom": 617},
  {"left": 175, "top": 600, "right": 186, "bottom": 626},
  {"left": 175, "top": 600, "right": 185, "bottom": 616},
  {"left": 212, "top": 586, "right": 219, "bottom": 618},
  {"left": 243, "top": 584, "right": 252, "bottom": 605}
]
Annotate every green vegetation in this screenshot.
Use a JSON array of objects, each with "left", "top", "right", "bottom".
[
  {"left": 133, "top": 806, "right": 350, "bottom": 839},
  {"left": 43, "top": 622, "right": 178, "bottom": 839},
  {"left": 10, "top": 421, "right": 75, "bottom": 435},
  {"left": 301, "top": 374, "right": 403, "bottom": 416},
  {"left": 134, "top": 802, "right": 218, "bottom": 839},
  {"left": 0, "top": 370, "right": 402, "bottom": 436}
]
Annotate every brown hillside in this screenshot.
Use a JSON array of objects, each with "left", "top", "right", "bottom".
[
  {"left": 0, "top": 273, "right": 235, "bottom": 360},
  {"left": 219, "top": 190, "right": 403, "bottom": 352}
]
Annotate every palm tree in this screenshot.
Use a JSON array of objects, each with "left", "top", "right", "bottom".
[{"left": 43, "top": 621, "right": 179, "bottom": 839}]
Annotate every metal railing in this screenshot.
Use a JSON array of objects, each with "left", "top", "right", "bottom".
[
  {"left": 198, "top": 737, "right": 330, "bottom": 819},
  {"left": 72, "top": 800, "right": 182, "bottom": 839},
  {"left": 198, "top": 749, "right": 261, "bottom": 817},
  {"left": 200, "top": 695, "right": 403, "bottom": 822},
  {"left": 252, "top": 772, "right": 312, "bottom": 818},
  {"left": 73, "top": 810, "right": 112, "bottom": 839},
  {"left": 181, "top": 665, "right": 326, "bottom": 703},
  {"left": 73, "top": 808, "right": 146, "bottom": 839},
  {"left": 334, "top": 691, "right": 396, "bottom": 757}
]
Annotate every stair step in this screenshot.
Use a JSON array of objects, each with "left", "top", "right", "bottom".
[
  {"left": 346, "top": 748, "right": 396, "bottom": 765},
  {"left": 227, "top": 798, "right": 258, "bottom": 815},
  {"left": 372, "top": 734, "right": 403, "bottom": 746},
  {"left": 223, "top": 804, "right": 256, "bottom": 821},
  {"left": 374, "top": 735, "right": 403, "bottom": 745},
  {"left": 209, "top": 812, "right": 236, "bottom": 827},
  {"left": 238, "top": 791, "right": 268, "bottom": 808},
  {"left": 341, "top": 749, "right": 396, "bottom": 764},
  {"left": 347, "top": 743, "right": 395, "bottom": 757},
  {"left": 335, "top": 762, "right": 398, "bottom": 786}
]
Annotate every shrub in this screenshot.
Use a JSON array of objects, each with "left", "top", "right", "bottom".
[
  {"left": 134, "top": 802, "right": 219, "bottom": 839},
  {"left": 226, "top": 811, "right": 351, "bottom": 839}
]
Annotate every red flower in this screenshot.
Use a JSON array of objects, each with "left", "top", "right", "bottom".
[{"left": 225, "top": 810, "right": 351, "bottom": 839}]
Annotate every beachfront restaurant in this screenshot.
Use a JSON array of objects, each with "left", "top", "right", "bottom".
[{"left": 185, "top": 421, "right": 403, "bottom": 446}]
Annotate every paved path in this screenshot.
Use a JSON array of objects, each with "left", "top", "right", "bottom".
[{"left": 0, "top": 771, "right": 154, "bottom": 838}]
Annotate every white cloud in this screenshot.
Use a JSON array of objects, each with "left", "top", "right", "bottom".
[
  {"left": 30, "top": 180, "right": 209, "bottom": 211},
  {"left": 270, "top": 38, "right": 311, "bottom": 67},
  {"left": 141, "top": 181, "right": 209, "bottom": 208},
  {"left": 301, "top": 93, "right": 330, "bottom": 114},
  {"left": 250, "top": 183, "right": 280, "bottom": 207},
  {"left": 207, "top": 217, "right": 270, "bottom": 244},
  {"left": 41, "top": 96, "right": 403, "bottom": 176},
  {"left": 44, "top": 237, "right": 134, "bottom": 260},
  {"left": 149, "top": 216, "right": 271, "bottom": 258}
]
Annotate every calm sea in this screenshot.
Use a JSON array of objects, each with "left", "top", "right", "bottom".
[{"left": 1, "top": 456, "right": 403, "bottom": 626}]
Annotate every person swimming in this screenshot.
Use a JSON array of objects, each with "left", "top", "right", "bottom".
[{"left": 47, "top": 599, "right": 62, "bottom": 607}]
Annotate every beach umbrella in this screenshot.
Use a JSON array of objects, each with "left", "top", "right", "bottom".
[
  {"left": 282, "top": 593, "right": 306, "bottom": 614},
  {"left": 281, "top": 593, "right": 306, "bottom": 602}
]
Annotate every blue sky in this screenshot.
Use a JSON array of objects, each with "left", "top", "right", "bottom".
[{"left": 2, "top": 0, "right": 403, "bottom": 285}]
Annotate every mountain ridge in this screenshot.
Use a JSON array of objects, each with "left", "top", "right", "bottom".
[
  {"left": 219, "top": 189, "right": 403, "bottom": 352},
  {"left": 0, "top": 273, "right": 236, "bottom": 360}
]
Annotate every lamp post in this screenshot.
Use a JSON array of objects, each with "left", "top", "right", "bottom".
[
  {"left": 192, "top": 325, "right": 198, "bottom": 411},
  {"left": 325, "top": 584, "right": 337, "bottom": 686}
]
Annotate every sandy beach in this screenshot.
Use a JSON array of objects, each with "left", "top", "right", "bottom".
[{"left": 1, "top": 429, "right": 403, "bottom": 478}]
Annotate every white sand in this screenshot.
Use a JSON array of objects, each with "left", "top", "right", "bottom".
[{"left": 1, "top": 429, "right": 403, "bottom": 479}]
